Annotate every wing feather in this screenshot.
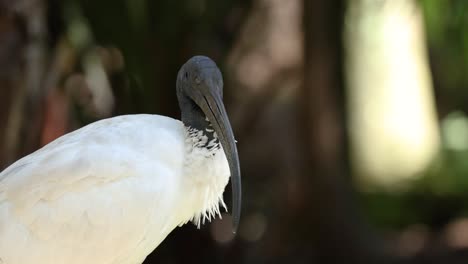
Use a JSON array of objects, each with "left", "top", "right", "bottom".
[{"left": 0, "top": 115, "right": 186, "bottom": 264}]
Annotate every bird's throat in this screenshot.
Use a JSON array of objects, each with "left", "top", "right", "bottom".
[
  {"left": 184, "top": 124, "right": 219, "bottom": 151},
  {"left": 181, "top": 101, "right": 219, "bottom": 149}
]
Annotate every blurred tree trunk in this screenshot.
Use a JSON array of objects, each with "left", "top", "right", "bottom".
[
  {"left": 0, "top": 0, "right": 48, "bottom": 169},
  {"left": 0, "top": 6, "right": 24, "bottom": 169},
  {"left": 297, "top": 0, "right": 389, "bottom": 263}
]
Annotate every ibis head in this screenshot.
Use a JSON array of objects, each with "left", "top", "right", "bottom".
[{"left": 176, "top": 56, "right": 241, "bottom": 233}]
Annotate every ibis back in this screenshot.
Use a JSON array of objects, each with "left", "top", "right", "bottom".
[{"left": 0, "top": 115, "right": 190, "bottom": 264}]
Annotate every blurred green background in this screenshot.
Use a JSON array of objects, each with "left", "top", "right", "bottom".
[{"left": 1, "top": 0, "right": 468, "bottom": 263}]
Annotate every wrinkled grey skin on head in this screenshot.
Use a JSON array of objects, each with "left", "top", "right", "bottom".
[{"left": 176, "top": 56, "right": 241, "bottom": 233}]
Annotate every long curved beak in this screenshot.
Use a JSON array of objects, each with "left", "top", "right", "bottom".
[{"left": 197, "top": 87, "right": 241, "bottom": 234}]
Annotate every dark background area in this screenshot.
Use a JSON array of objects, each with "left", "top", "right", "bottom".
[{"left": 1, "top": 0, "right": 468, "bottom": 263}]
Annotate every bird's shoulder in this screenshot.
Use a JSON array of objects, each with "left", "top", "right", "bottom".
[{"left": 1, "top": 114, "right": 184, "bottom": 175}]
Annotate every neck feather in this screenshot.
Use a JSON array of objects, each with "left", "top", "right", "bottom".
[
  {"left": 179, "top": 95, "right": 218, "bottom": 148},
  {"left": 180, "top": 127, "right": 229, "bottom": 228}
]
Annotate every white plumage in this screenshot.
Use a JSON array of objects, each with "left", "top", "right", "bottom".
[{"left": 0, "top": 114, "right": 230, "bottom": 264}]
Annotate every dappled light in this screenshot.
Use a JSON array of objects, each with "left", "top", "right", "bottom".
[
  {"left": 442, "top": 111, "right": 468, "bottom": 152},
  {"left": 345, "top": 0, "right": 440, "bottom": 189}
]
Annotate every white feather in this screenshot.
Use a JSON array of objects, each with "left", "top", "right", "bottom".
[{"left": 0, "top": 114, "right": 230, "bottom": 264}]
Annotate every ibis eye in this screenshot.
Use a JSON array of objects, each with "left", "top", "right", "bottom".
[{"left": 184, "top": 72, "right": 189, "bottom": 80}]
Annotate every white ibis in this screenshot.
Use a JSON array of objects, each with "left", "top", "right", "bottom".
[{"left": 0, "top": 56, "right": 241, "bottom": 264}]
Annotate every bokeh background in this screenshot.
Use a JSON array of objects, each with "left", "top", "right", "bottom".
[{"left": 1, "top": 0, "right": 468, "bottom": 263}]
